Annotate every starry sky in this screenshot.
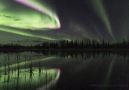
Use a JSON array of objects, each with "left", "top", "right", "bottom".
[{"left": 0, "top": 0, "right": 129, "bottom": 44}]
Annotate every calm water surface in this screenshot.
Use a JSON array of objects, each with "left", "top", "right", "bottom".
[{"left": 0, "top": 50, "right": 129, "bottom": 90}]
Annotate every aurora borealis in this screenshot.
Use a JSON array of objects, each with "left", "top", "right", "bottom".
[
  {"left": 89, "top": 0, "right": 115, "bottom": 40},
  {"left": 0, "top": 0, "right": 129, "bottom": 43},
  {"left": 0, "top": 0, "right": 60, "bottom": 30},
  {"left": 15, "top": 0, "right": 60, "bottom": 29},
  {"left": 57, "top": 0, "right": 129, "bottom": 42}
]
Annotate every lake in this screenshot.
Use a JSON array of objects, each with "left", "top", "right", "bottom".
[{"left": 0, "top": 50, "right": 129, "bottom": 90}]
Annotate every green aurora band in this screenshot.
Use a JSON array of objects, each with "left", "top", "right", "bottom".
[
  {"left": 0, "top": 0, "right": 64, "bottom": 41},
  {"left": 15, "top": 0, "right": 61, "bottom": 29},
  {"left": 0, "top": 25, "right": 71, "bottom": 41},
  {"left": 0, "top": 0, "right": 60, "bottom": 30},
  {"left": 0, "top": 26, "right": 58, "bottom": 40},
  {"left": 89, "top": 0, "right": 115, "bottom": 41}
]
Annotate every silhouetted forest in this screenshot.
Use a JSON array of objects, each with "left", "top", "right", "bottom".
[{"left": 1, "top": 39, "right": 129, "bottom": 50}]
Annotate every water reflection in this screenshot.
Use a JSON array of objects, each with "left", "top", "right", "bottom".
[
  {"left": 0, "top": 52, "right": 61, "bottom": 90},
  {"left": 0, "top": 68, "right": 60, "bottom": 90},
  {"left": 0, "top": 51, "right": 129, "bottom": 90}
]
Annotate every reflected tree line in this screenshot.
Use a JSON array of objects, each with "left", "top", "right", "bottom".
[
  {"left": 0, "top": 39, "right": 129, "bottom": 50},
  {"left": 34, "top": 50, "right": 129, "bottom": 59},
  {"left": 1, "top": 50, "right": 129, "bottom": 60}
]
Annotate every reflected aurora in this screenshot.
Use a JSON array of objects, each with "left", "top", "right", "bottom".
[
  {"left": 0, "top": 68, "right": 60, "bottom": 90},
  {"left": 0, "top": 57, "right": 55, "bottom": 71}
]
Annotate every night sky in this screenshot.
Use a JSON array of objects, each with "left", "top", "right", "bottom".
[{"left": 0, "top": 0, "right": 129, "bottom": 44}]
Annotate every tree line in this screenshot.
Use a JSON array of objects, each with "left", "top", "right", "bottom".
[{"left": 0, "top": 39, "right": 129, "bottom": 50}]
